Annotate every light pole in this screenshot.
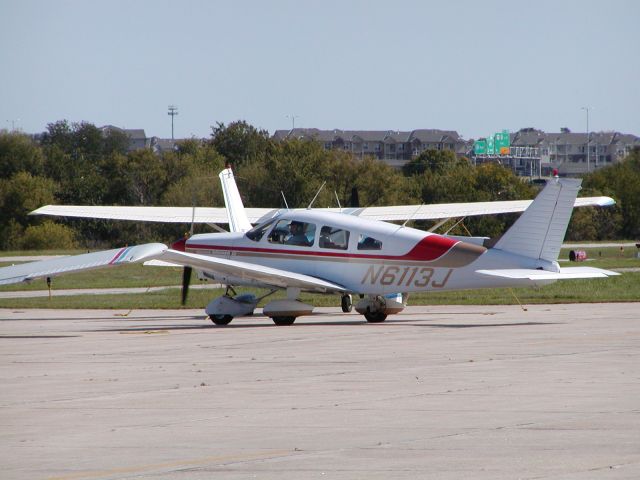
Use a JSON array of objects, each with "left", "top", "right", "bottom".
[
  {"left": 286, "top": 114, "right": 299, "bottom": 130},
  {"left": 6, "top": 119, "right": 20, "bottom": 131},
  {"left": 581, "top": 106, "right": 590, "bottom": 172},
  {"left": 168, "top": 105, "right": 178, "bottom": 141}
]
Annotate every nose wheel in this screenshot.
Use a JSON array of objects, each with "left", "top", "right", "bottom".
[
  {"left": 364, "top": 310, "right": 387, "bottom": 323},
  {"left": 209, "top": 314, "right": 233, "bottom": 325},
  {"left": 272, "top": 316, "right": 296, "bottom": 326}
]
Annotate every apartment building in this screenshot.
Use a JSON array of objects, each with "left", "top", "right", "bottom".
[
  {"left": 510, "top": 128, "right": 640, "bottom": 176},
  {"left": 273, "top": 128, "right": 470, "bottom": 168}
]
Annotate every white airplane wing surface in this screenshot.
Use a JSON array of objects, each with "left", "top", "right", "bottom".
[
  {"left": 0, "top": 243, "right": 345, "bottom": 293},
  {"left": 29, "top": 205, "right": 277, "bottom": 224},
  {"left": 30, "top": 196, "right": 614, "bottom": 224},
  {"left": 157, "top": 249, "right": 347, "bottom": 293},
  {"left": 0, "top": 243, "right": 167, "bottom": 285},
  {"left": 476, "top": 266, "right": 620, "bottom": 281},
  {"left": 347, "top": 196, "right": 615, "bottom": 221}
]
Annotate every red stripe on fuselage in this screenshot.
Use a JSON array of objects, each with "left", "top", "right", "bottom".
[
  {"left": 185, "top": 234, "right": 457, "bottom": 262},
  {"left": 404, "top": 234, "right": 458, "bottom": 261}
]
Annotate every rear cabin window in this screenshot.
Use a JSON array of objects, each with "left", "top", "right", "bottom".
[
  {"left": 268, "top": 219, "right": 316, "bottom": 247},
  {"left": 357, "top": 234, "right": 382, "bottom": 250},
  {"left": 319, "top": 226, "right": 350, "bottom": 250}
]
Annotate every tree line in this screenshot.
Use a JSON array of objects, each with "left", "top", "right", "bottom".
[{"left": 1, "top": 120, "right": 638, "bottom": 250}]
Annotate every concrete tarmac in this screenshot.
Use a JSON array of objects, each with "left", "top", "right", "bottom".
[{"left": 0, "top": 304, "right": 639, "bottom": 479}]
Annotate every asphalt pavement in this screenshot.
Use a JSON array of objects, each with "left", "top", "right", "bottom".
[{"left": 1, "top": 303, "right": 639, "bottom": 479}]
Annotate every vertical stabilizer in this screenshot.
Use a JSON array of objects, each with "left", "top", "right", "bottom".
[
  {"left": 219, "top": 168, "right": 252, "bottom": 233},
  {"left": 493, "top": 178, "right": 581, "bottom": 262}
]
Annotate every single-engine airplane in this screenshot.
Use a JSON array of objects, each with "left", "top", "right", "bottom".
[{"left": 0, "top": 168, "right": 618, "bottom": 325}]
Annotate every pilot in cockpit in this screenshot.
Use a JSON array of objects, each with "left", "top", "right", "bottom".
[{"left": 285, "top": 221, "right": 310, "bottom": 246}]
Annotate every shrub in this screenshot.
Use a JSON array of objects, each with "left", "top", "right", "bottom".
[{"left": 19, "top": 221, "right": 78, "bottom": 250}]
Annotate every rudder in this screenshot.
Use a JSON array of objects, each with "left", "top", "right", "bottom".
[{"left": 219, "top": 168, "right": 252, "bottom": 233}]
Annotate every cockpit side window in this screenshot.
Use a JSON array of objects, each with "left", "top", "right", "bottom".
[
  {"left": 245, "top": 218, "right": 277, "bottom": 242},
  {"left": 319, "top": 226, "right": 350, "bottom": 250},
  {"left": 357, "top": 234, "right": 382, "bottom": 250},
  {"left": 268, "top": 219, "right": 316, "bottom": 247}
]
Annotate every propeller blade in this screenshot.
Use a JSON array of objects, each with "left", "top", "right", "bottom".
[
  {"left": 349, "top": 186, "right": 360, "bottom": 208},
  {"left": 181, "top": 266, "right": 192, "bottom": 305}
]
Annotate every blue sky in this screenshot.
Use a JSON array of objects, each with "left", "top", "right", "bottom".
[{"left": 1, "top": 0, "right": 638, "bottom": 139}]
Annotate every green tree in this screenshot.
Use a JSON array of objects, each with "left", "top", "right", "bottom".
[
  {"left": 0, "top": 172, "right": 57, "bottom": 249},
  {"left": 123, "top": 149, "right": 168, "bottom": 205},
  {"left": 582, "top": 148, "right": 640, "bottom": 239},
  {"left": 210, "top": 120, "right": 273, "bottom": 167},
  {"left": 402, "top": 149, "right": 465, "bottom": 176},
  {"left": 40, "top": 120, "right": 73, "bottom": 152},
  {"left": 102, "top": 128, "right": 130, "bottom": 155},
  {"left": 0, "top": 132, "right": 45, "bottom": 178},
  {"left": 0, "top": 172, "right": 57, "bottom": 227}
]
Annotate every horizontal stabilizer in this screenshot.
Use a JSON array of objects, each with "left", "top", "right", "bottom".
[
  {"left": 0, "top": 243, "right": 167, "bottom": 285},
  {"left": 476, "top": 267, "right": 620, "bottom": 281}
]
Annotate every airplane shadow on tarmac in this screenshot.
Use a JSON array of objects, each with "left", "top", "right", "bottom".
[{"left": 91, "top": 315, "right": 560, "bottom": 333}]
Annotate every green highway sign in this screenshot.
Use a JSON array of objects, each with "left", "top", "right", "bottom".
[{"left": 474, "top": 130, "right": 510, "bottom": 155}]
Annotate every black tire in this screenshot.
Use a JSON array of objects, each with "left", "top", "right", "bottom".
[
  {"left": 364, "top": 311, "right": 387, "bottom": 323},
  {"left": 341, "top": 294, "right": 353, "bottom": 313},
  {"left": 210, "top": 314, "right": 233, "bottom": 325},
  {"left": 272, "top": 316, "right": 296, "bottom": 326}
]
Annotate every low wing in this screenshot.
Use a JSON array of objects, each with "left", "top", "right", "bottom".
[
  {"left": 157, "top": 250, "right": 347, "bottom": 293},
  {"left": 0, "top": 243, "right": 167, "bottom": 285},
  {"left": 0, "top": 243, "right": 344, "bottom": 294},
  {"left": 31, "top": 196, "right": 614, "bottom": 224},
  {"left": 476, "top": 267, "right": 620, "bottom": 281},
  {"left": 30, "top": 205, "right": 277, "bottom": 224}
]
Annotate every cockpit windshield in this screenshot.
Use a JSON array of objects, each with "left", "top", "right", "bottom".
[{"left": 245, "top": 218, "right": 278, "bottom": 242}]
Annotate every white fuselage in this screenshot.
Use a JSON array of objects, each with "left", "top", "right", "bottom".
[{"left": 185, "top": 210, "right": 555, "bottom": 294}]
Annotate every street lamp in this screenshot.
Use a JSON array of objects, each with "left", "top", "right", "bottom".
[{"left": 581, "top": 107, "right": 590, "bottom": 172}]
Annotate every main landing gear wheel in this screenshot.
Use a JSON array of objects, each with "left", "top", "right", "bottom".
[
  {"left": 341, "top": 294, "right": 353, "bottom": 313},
  {"left": 364, "top": 310, "right": 387, "bottom": 323},
  {"left": 272, "top": 316, "right": 296, "bottom": 326},
  {"left": 209, "top": 314, "right": 233, "bottom": 325}
]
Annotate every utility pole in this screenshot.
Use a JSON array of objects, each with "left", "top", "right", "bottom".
[
  {"left": 582, "top": 106, "right": 590, "bottom": 173},
  {"left": 168, "top": 105, "right": 178, "bottom": 141}
]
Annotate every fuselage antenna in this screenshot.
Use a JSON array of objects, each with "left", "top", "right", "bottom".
[
  {"left": 281, "top": 191, "right": 290, "bottom": 210},
  {"left": 334, "top": 191, "right": 342, "bottom": 212},
  {"left": 307, "top": 181, "right": 326, "bottom": 209}
]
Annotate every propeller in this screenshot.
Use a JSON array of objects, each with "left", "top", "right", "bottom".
[
  {"left": 349, "top": 186, "right": 360, "bottom": 208},
  {"left": 180, "top": 202, "right": 196, "bottom": 306},
  {"left": 181, "top": 266, "right": 193, "bottom": 305}
]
